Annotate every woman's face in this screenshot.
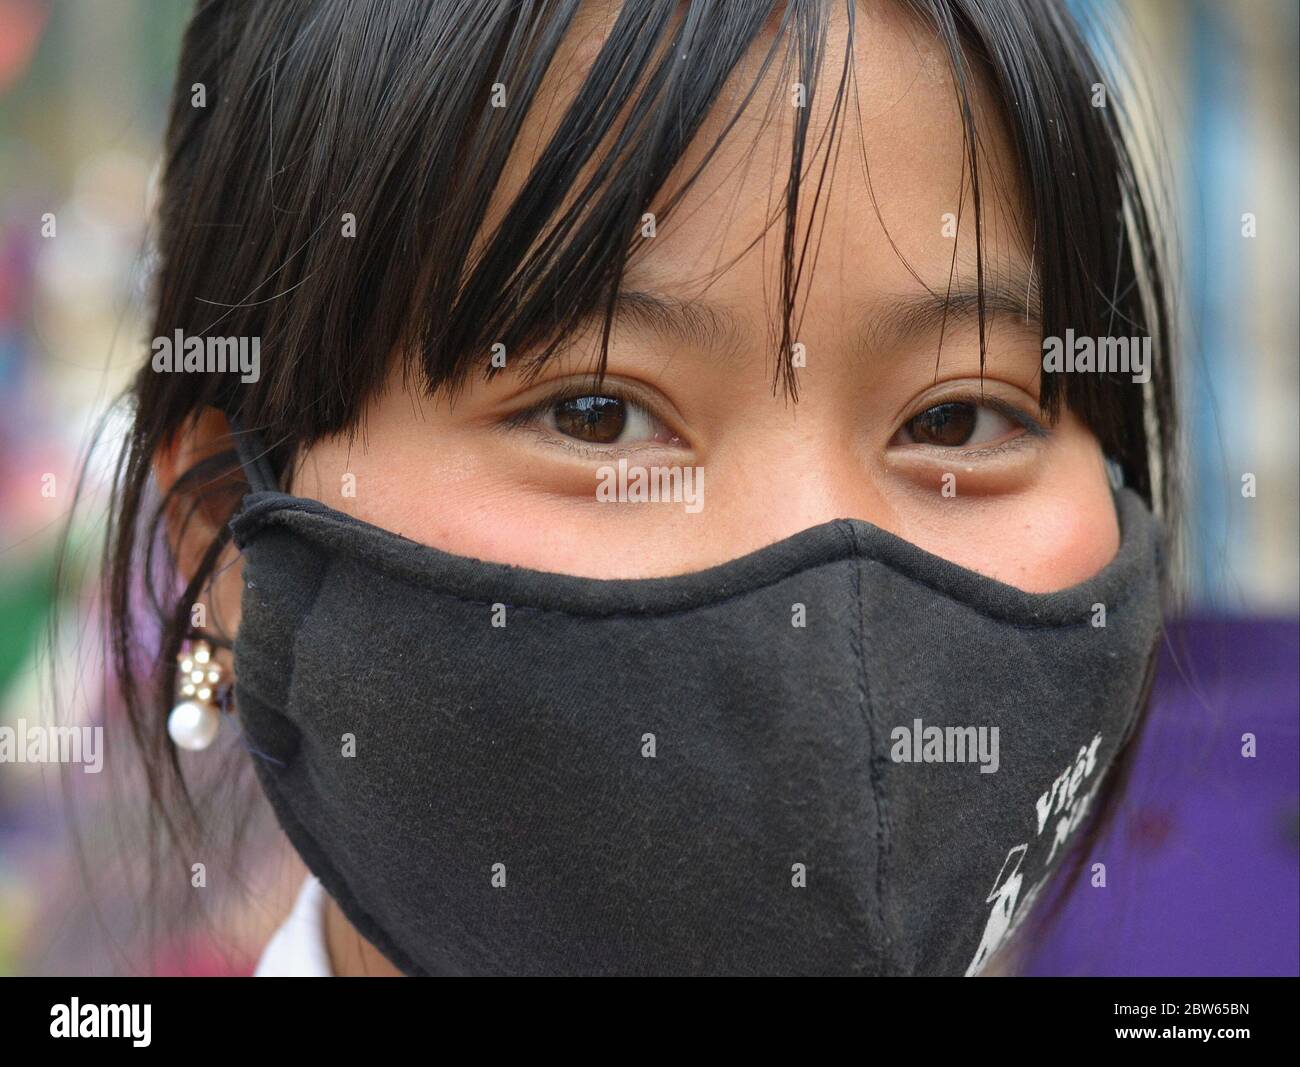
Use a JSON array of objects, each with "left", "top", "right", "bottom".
[
  {"left": 284, "top": 1, "right": 1118, "bottom": 591},
  {"left": 159, "top": 0, "right": 1129, "bottom": 980}
]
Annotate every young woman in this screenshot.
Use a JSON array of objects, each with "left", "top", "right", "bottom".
[{"left": 100, "top": 0, "right": 1176, "bottom": 976}]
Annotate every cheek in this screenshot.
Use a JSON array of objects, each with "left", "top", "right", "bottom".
[
  {"left": 898, "top": 492, "right": 1119, "bottom": 594},
  {"left": 1011, "top": 429, "right": 1124, "bottom": 591},
  {"left": 944, "top": 472, "right": 1121, "bottom": 593},
  {"left": 884, "top": 432, "right": 1121, "bottom": 594},
  {"left": 291, "top": 430, "right": 657, "bottom": 577},
  {"left": 991, "top": 490, "right": 1121, "bottom": 592}
]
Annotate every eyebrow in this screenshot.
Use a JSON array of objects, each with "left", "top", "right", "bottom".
[
  {"left": 604, "top": 289, "right": 751, "bottom": 360},
  {"left": 590, "top": 272, "right": 1040, "bottom": 361},
  {"left": 861, "top": 272, "right": 1043, "bottom": 356}
]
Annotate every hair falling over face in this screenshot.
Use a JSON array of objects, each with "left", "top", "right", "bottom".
[{"left": 59, "top": 0, "right": 1180, "bottom": 974}]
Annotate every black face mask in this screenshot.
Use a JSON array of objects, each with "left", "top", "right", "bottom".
[{"left": 227, "top": 429, "right": 1162, "bottom": 976}]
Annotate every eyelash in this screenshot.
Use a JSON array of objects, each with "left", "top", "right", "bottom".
[
  {"left": 503, "top": 385, "right": 1049, "bottom": 457},
  {"left": 502, "top": 383, "right": 676, "bottom": 457},
  {"left": 894, "top": 391, "right": 1049, "bottom": 456}
]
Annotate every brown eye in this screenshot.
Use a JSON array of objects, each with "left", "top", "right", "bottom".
[
  {"left": 906, "top": 402, "right": 977, "bottom": 446},
  {"left": 552, "top": 395, "right": 627, "bottom": 444}
]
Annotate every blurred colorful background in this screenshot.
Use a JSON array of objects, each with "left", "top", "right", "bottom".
[{"left": 0, "top": 0, "right": 1296, "bottom": 976}]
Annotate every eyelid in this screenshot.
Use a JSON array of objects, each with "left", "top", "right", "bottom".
[
  {"left": 899, "top": 390, "right": 1050, "bottom": 440},
  {"left": 889, "top": 391, "right": 1051, "bottom": 459},
  {"left": 501, "top": 378, "right": 686, "bottom": 450},
  {"left": 502, "top": 382, "right": 643, "bottom": 430}
]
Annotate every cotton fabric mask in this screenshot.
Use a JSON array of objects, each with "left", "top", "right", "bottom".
[{"left": 227, "top": 429, "right": 1162, "bottom": 976}]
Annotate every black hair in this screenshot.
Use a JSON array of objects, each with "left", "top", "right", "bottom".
[{"left": 69, "top": 0, "right": 1178, "bottom": 972}]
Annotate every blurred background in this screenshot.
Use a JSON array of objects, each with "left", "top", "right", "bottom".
[{"left": 0, "top": 0, "right": 1296, "bottom": 976}]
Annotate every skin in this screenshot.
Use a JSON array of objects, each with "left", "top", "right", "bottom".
[{"left": 161, "top": 1, "right": 1119, "bottom": 976}]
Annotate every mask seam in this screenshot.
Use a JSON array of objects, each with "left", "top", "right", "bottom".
[{"left": 837, "top": 519, "right": 894, "bottom": 973}]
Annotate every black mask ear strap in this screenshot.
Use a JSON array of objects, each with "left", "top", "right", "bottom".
[{"left": 227, "top": 413, "right": 279, "bottom": 494}]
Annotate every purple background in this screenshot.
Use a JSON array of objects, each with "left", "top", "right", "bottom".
[{"left": 1025, "top": 617, "right": 1300, "bottom": 976}]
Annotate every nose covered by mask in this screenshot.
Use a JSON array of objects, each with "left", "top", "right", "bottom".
[{"left": 227, "top": 430, "right": 1162, "bottom": 976}]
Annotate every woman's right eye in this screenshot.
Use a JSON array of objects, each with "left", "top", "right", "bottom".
[
  {"left": 525, "top": 393, "right": 681, "bottom": 449},
  {"left": 552, "top": 395, "right": 631, "bottom": 444}
]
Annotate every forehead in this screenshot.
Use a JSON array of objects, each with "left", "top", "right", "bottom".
[{"left": 481, "top": 0, "right": 1031, "bottom": 308}]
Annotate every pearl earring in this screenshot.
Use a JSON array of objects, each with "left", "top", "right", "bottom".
[{"left": 167, "top": 639, "right": 226, "bottom": 751}]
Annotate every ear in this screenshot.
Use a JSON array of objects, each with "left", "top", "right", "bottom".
[{"left": 153, "top": 407, "right": 247, "bottom": 633}]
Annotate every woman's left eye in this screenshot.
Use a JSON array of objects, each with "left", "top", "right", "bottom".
[{"left": 891, "top": 401, "right": 1025, "bottom": 449}]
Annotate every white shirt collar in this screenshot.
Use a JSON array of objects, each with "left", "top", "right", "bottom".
[{"left": 254, "top": 875, "right": 333, "bottom": 977}]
